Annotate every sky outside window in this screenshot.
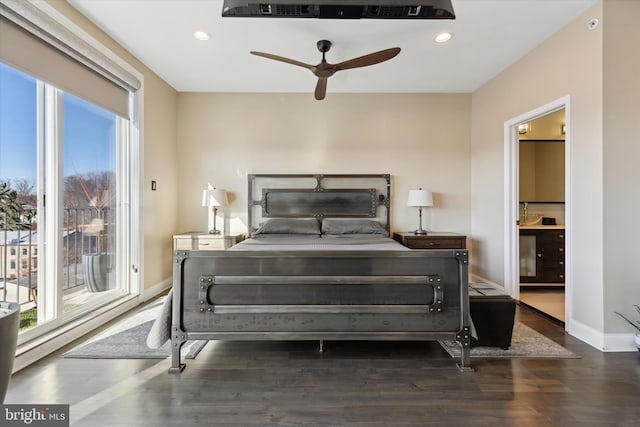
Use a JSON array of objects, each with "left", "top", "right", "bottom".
[
  {"left": 0, "top": 63, "right": 117, "bottom": 185},
  {"left": 0, "top": 63, "right": 37, "bottom": 182},
  {"left": 63, "top": 92, "right": 116, "bottom": 179}
]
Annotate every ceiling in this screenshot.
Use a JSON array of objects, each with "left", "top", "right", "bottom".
[{"left": 69, "top": 0, "right": 598, "bottom": 94}]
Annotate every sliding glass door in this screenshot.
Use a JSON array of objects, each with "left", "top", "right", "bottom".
[
  {"left": 1, "top": 62, "right": 133, "bottom": 334},
  {"left": 0, "top": 64, "right": 39, "bottom": 320},
  {"left": 62, "top": 93, "right": 121, "bottom": 310}
]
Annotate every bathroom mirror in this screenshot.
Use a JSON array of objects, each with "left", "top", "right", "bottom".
[{"left": 519, "top": 140, "right": 565, "bottom": 202}]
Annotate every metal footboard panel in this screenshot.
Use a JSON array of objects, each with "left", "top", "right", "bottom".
[{"left": 171, "top": 249, "right": 471, "bottom": 372}]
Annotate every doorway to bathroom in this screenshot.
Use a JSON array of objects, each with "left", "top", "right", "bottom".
[
  {"left": 517, "top": 109, "right": 566, "bottom": 323},
  {"left": 504, "top": 96, "right": 571, "bottom": 330}
]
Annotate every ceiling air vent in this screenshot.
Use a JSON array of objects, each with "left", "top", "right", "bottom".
[
  {"left": 275, "top": 4, "right": 313, "bottom": 16},
  {"left": 222, "top": 0, "right": 456, "bottom": 19},
  {"left": 376, "top": 6, "right": 405, "bottom": 17}
]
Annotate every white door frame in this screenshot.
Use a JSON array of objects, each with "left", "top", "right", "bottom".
[{"left": 503, "top": 95, "right": 572, "bottom": 331}]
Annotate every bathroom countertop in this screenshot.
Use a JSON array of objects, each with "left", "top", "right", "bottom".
[{"left": 519, "top": 225, "right": 565, "bottom": 230}]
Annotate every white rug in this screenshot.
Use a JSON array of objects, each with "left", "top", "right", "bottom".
[
  {"left": 440, "top": 322, "right": 579, "bottom": 358},
  {"left": 64, "top": 298, "right": 206, "bottom": 359}
]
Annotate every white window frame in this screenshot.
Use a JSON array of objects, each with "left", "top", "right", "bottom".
[{"left": 5, "top": 1, "right": 144, "bottom": 348}]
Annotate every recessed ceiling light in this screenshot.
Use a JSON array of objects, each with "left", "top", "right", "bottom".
[
  {"left": 435, "top": 32, "right": 453, "bottom": 43},
  {"left": 193, "top": 31, "right": 210, "bottom": 41}
]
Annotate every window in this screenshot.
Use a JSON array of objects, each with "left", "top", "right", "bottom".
[
  {"left": 10, "top": 261, "right": 15, "bottom": 269},
  {"left": 1, "top": 2, "right": 141, "bottom": 340},
  {"left": 1, "top": 61, "right": 134, "bottom": 328}
]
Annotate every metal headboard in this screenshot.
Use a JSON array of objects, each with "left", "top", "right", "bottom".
[{"left": 247, "top": 174, "right": 391, "bottom": 233}]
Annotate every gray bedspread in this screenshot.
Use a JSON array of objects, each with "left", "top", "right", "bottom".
[{"left": 231, "top": 235, "right": 408, "bottom": 251}]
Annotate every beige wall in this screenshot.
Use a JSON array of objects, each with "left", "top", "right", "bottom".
[
  {"left": 140, "top": 74, "right": 178, "bottom": 289},
  {"left": 176, "top": 93, "right": 471, "bottom": 236},
  {"left": 471, "top": 3, "right": 604, "bottom": 335},
  {"left": 50, "top": 0, "right": 640, "bottom": 347},
  {"left": 602, "top": 0, "right": 640, "bottom": 334},
  {"left": 46, "top": 0, "right": 179, "bottom": 291},
  {"left": 472, "top": 0, "right": 640, "bottom": 345}
]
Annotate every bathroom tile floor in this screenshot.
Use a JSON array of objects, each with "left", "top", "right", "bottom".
[{"left": 519, "top": 287, "right": 565, "bottom": 323}]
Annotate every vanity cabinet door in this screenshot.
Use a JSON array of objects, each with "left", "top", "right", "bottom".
[
  {"left": 519, "top": 229, "right": 565, "bottom": 284},
  {"left": 519, "top": 229, "right": 543, "bottom": 282}
]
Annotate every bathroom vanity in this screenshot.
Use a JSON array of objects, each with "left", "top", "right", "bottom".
[{"left": 519, "top": 225, "right": 565, "bottom": 284}]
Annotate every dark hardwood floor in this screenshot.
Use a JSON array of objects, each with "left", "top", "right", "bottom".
[{"left": 5, "top": 304, "right": 640, "bottom": 426}]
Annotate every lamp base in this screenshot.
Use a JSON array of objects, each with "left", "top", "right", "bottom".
[
  {"left": 208, "top": 229, "right": 221, "bottom": 235},
  {"left": 412, "top": 207, "right": 428, "bottom": 236}
]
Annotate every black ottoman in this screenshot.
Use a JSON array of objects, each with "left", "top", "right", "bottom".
[{"left": 469, "top": 284, "right": 516, "bottom": 350}]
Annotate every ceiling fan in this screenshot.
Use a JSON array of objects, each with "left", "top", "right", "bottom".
[{"left": 250, "top": 40, "right": 401, "bottom": 100}]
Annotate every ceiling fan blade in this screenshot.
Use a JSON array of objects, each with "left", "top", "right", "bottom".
[
  {"left": 250, "top": 51, "right": 315, "bottom": 71},
  {"left": 315, "top": 77, "right": 327, "bottom": 101},
  {"left": 334, "top": 47, "right": 401, "bottom": 71}
]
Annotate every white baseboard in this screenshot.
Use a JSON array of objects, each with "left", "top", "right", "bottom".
[
  {"left": 469, "top": 274, "right": 638, "bottom": 353},
  {"left": 571, "top": 320, "right": 639, "bottom": 352},
  {"left": 568, "top": 318, "right": 605, "bottom": 351},
  {"left": 603, "top": 332, "right": 638, "bottom": 352}
]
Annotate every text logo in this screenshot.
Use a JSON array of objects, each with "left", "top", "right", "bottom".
[{"left": 1, "top": 405, "right": 69, "bottom": 426}]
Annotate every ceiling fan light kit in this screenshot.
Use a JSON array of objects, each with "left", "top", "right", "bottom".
[
  {"left": 222, "top": 0, "right": 455, "bottom": 19},
  {"left": 251, "top": 40, "right": 401, "bottom": 100}
]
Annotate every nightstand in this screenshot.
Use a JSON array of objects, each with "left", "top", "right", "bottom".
[
  {"left": 173, "top": 232, "right": 245, "bottom": 250},
  {"left": 393, "top": 232, "right": 466, "bottom": 249}
]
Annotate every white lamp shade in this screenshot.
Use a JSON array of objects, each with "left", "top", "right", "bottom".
[
  {"left": 407, "top": 189, "right": 433, "bottom": 207},
  {"left": 202, "top": 188, "right": 228, "bottom": 207}
]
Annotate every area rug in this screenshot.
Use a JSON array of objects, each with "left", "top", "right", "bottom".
[
  {"left": 440, "top": 322, "right": 579, "bottom": 358},
  {"left": 64, "top": 298, "right": 207, "bottom": 359}
]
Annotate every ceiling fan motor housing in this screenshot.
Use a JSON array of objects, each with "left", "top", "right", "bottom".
[{"left": 317, "top": 40, "right": 332, "bottom": 53}]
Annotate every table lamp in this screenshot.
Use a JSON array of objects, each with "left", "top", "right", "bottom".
[
  {"left": 202, "top": 188, "right": 228, "bottom": 234},
  {"left": 407, "top": 188, "right": 433, "bottom": 235}
]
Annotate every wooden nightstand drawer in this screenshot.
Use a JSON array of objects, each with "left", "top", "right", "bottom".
[
  {"left": 196, "top": 238, "right": 227, "bottom": 250},
  {"left": 393, "top": 232, "right": 466, "bottom": 249},
  {"left": 173, "top": 233, "right": 245, "bottom": 251},
  {"left": 404, "top": 237, "right": 465, "bottom": 249}
]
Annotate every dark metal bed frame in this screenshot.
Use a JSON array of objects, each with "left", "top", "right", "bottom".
[
  {"left": 171, "top": 174, "right": 472, "bottom": 372},
  {"left": 247, "top": 173, "right": 391, "bottom": 232}
]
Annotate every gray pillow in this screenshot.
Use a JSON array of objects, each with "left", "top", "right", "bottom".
[
  {"left": 253, "top": 218, "right": 321, "bottom": 235},
  {"left": 321, "top": 219, "right": 388, "bottom": 236}
]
